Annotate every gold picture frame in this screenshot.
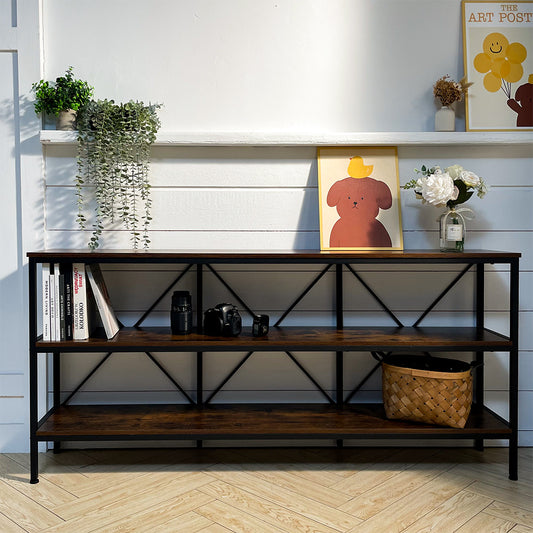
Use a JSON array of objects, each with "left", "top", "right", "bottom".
[
  {"left": 317, "top": 146, "right": 403, "bottom": 251},
  {"left": 463, "top": 0, "right": 533, "bottom": 131}
]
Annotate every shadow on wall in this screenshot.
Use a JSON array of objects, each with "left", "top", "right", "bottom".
[
  {"left": 148, "top": 145, "right": 321, "bottom": 250},
  {"left": 294, "top": 151, "right": 320, "bottom": 250},
  {"left": 41, "top": 143, "right": 127, "bottom": 249},
  {"left": 0, "top": 93, "right": 28, "bottom": 369},
  {"left": 0, "top": 95, "right": 44, "bottom": 249},
  {"left": 0, "top": 267, "right": 27, "bottom": 370},
  {"left": 0, "top": 94, "right": 38, "bottom": 138},
  {"left": 33, "top": 141, "right": 322, "bottom": 251}
]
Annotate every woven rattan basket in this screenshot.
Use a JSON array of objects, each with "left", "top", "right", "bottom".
[{"left": 379, "top": 353, "right": 475, "bottom": 429}]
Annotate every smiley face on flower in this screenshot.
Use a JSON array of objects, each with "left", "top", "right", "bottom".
[{"left": 474, "top": 32, "right": 527, "bottom": 92}]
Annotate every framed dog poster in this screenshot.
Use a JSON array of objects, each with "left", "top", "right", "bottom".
[
  {"left": 317, "top": 146, "right": 403, "bottom": 251},
  {"left": 463, "top": 1, "right": 533, "bottom": 130}
]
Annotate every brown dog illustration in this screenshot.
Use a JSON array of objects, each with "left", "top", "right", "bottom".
[
  {"left": 507, "top": 76, "right": 533, "bottom": 127},
  {"left": 327, "top": 176, "right": 392, "bottom": 248}
]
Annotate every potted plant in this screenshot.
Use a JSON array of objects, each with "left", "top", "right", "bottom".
[
  {"left": 432, "top": 75, "right": 472, "bottom": 131},
  {"left": 76, "top": 99, "right": 161, "bottom": 249},
  {"left": 32, "top": 67, "right": 94, "bottom": 130}
]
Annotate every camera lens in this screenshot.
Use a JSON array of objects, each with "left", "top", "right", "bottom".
[
  {"left": 173, "top": 291, "right": 191, "bottom": 307},
  {"left": 171, "top": 291, "right": 192, "bottom": 334}
]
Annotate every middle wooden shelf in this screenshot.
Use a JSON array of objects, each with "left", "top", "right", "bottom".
[{"left": 35, "top": 325, "right": 512, "bottom": 352}]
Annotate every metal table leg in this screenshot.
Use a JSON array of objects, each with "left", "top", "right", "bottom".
[{"left": 509, "top": 258, "right": 520, "bottom": 480}]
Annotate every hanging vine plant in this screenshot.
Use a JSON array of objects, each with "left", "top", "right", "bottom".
[{"left": 76, "top": 99, "right": 161, "bottom": 249}]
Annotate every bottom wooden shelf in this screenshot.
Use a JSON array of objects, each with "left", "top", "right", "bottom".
[{"left": 36, "top": 403, "right": 511, "bottom": 441}]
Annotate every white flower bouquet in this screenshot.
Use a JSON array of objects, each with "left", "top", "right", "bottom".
[{"left": 402, "top": 164, "right": 488, "bottom": 208}]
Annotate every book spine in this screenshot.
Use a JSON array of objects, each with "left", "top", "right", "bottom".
[
  {"left": 42, "top": 263, "right": 51, "bottom": 341},
  {"left": 54, "top": 263, "right": 61, "bottom": 341},
  {"left": 63, "top": 264, "right": 73, "bottom": 340},
  {"left": 59, "top": 271, "right": 66, "bottom": 341},
  {"left": 72, "top": 263, "right": 88, "bottom": 340},
  {"left": 49, "top": 265, "right": 56, "bottom": 342}
]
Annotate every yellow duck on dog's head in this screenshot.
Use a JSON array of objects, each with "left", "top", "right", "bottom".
[{"left": 348, "top": 156, "right": 373, "bottom": 179}]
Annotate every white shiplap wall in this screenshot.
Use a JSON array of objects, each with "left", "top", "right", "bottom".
[
  {"left": 42, "top": 138, "right": 533, "bottom": 446},
  {"left": 2, "top": 0, "right": 530, "bottom": 451}
]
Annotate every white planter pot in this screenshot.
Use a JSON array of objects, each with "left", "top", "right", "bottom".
[
  {"left": 435, "top": 106, "right": 455, "bottom": 132},
  {"left": 56, "top": 109, "right": 77, "bottom": 131}
]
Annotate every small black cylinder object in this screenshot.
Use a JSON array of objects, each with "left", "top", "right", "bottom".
[
  {"left": 252, "top": 314, "right": 269, "bottom": 337},
  {"left": 171, "top": 291, "right": 192, "bottom": 335}
]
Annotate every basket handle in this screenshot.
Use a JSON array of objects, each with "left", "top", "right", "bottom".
[
  {"left": 371, "top": 351, "right": 483, "bottom": 370},
  {"left": 371, "top": 351, "right": 390, "bottom": 363}
]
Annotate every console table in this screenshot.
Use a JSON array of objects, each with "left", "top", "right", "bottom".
[{"left": 27, "top": 249, "right": 520, "bottom": 483}]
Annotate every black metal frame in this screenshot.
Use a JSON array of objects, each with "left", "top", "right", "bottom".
[{"left": 28, "top": 251, "right": 521, "bottom": 483}]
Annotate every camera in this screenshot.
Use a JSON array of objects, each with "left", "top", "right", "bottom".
[
  {"left": 252, "top": 314, "right": 269, "bottom": 337},
  {"left": 203, "top": 303, "right": 242, "bottom": 336},
  {"left": 170, "top": 291, "right": 192, "bottom": 335}
]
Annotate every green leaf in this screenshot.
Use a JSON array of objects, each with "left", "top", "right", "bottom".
[
  {"left": 448, "top": 179, "right": 474, "bottom": 207},
  {"left": 76, "top": 98, "right": 160, "bottom": 249}
]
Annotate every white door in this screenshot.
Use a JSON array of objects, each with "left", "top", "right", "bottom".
[{"left": 0, "top": 0, "right": 43, "bottom": 452}]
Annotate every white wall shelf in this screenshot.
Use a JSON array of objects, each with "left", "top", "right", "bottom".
[{"left": 40, "top": 130, "right": 533, "bottom": 147}]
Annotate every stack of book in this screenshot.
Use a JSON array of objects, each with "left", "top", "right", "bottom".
[{"left": 41, "top": 263, "right": 120, "bottom": 341}]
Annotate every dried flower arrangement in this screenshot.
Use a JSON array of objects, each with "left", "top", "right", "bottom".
[{"left": 433, "top": 75, "right": 472, "bottom": 107}]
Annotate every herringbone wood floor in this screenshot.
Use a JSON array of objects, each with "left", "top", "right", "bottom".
[{"left": 0, "top": 447, "right": 532, "bottom": 532}]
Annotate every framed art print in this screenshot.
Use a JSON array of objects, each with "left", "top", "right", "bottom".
[
  {"left": 463, "top": 1, "right": 533, "bottom": 130},
  {"left": 317, "top": 146, "right": 403, "bottom": 251}
]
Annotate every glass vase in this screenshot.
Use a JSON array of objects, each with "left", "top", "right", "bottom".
[{"left": 439, "top": 208, "right": 465, "bottom": 252}]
